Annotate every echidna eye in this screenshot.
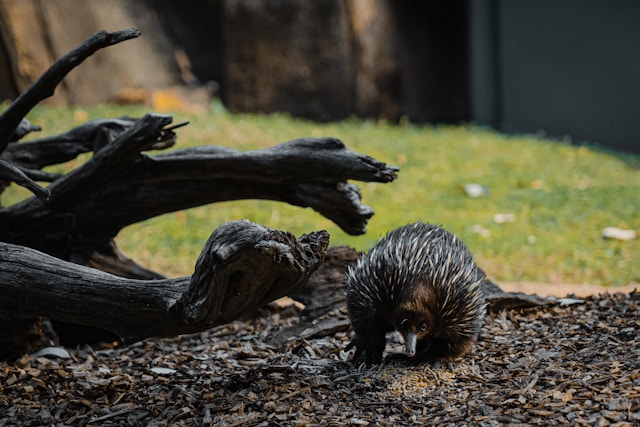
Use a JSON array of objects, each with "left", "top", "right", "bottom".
[
  {"left": 400, "top": 318, "right": 409, "bottom": 329},
  {"left": 419, "top": 322, "right": 428, "bottom": 332}
]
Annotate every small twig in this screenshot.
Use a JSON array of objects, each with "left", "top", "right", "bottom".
[
  {"left": 89, "top": 405, "right": 140, "bottom": 422},
  {"left": 0, "top": 159, "right": 50, "bottom": 201},
  {"left": 163, "top": 121, "right": 190, "bottom": 131},
  {"left": 145, "top": 120, "right": 189, "bottom": 151},
  {"left": 360, "top": 400, "right": 425, "bottom": 409}
]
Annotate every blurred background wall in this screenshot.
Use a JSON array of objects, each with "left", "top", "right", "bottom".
[
  {"left": 0, "top": 0, "right": 178, "bottom": 105},
  {"left": 0, "top": 0, "right": 638, "bottom": 153},
  {"left": 470, "top": 0, "right": 640, "bottom": 154}
]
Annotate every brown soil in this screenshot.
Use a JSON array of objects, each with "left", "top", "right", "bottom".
[{"left": 500, "top": 282, "right": 639, "bottom": 297}]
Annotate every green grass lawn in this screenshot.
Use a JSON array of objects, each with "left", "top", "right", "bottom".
[{"left": 3, "top": 104, "right": 639, "bottom": 286}]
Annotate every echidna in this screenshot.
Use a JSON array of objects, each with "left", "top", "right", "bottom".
[{"left": 345, "top": 222, "right": 486, "bottom": 365}]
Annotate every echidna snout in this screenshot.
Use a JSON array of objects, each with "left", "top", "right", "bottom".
[{"left": 404, "top": 332, "right": 417, "bottom": 356}]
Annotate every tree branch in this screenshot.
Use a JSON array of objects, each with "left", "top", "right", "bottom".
[
  {"left": 148, "top": 137, "right": 398, "bottom": 183},
  {"left": 1, "top": 134, "right": 397, "bottom": 265},
  {"left": 0, "top": 159, "right": 50, "bottom": 201},
  {"left": 0, "top": 28, "right": 141, "bottom": 154},
  {"left": 0, "top": 220, "right": 329, "bottom": 349},
  {"left": 1, "top": 118, "right": 140, "bottom": 170},
  {"left": 44, "top": 113, "right": 174, "bottom": 209}
]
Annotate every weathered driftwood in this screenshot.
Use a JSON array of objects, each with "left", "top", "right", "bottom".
[
  {"left": 0, "top": 220, "right": 329, "bottom": 359},
  {"left": 0, "top": 29, "right": 398, "bottom": 358},
  {"left": 0, "top": 27, "right": 397, "bottom": 278},
  {"left": 2, "top": 113, "right": 395, "bottom": 278}
]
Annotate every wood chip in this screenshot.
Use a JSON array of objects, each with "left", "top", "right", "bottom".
[{"left": 1, "top": 291, "right": 639, "bottom": 425}]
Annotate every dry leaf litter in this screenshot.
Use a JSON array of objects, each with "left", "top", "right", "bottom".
[{"left": 1, "top": 291, "right": 639, "bottom": 426}]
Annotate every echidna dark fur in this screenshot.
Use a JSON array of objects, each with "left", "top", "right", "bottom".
[{"left": 345, "top": 221, "right": 487, "bottom": 365}]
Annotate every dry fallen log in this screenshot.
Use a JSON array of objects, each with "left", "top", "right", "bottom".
[
  {"left": 1, "top": 114, "right": 396, "bottom": 277},
  {"left": 0, "top": 29, "right": 398, "bottom": 358},
  {"left": 0, "top": 220, "right": 329, "bottom": 359},
  {"left": 0, "top": 28, "right": 397, "bottom": 277}
]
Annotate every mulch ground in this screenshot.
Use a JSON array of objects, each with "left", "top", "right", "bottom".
[{"left": 1, "top": 290, "right": 639, "bottom": 426}]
